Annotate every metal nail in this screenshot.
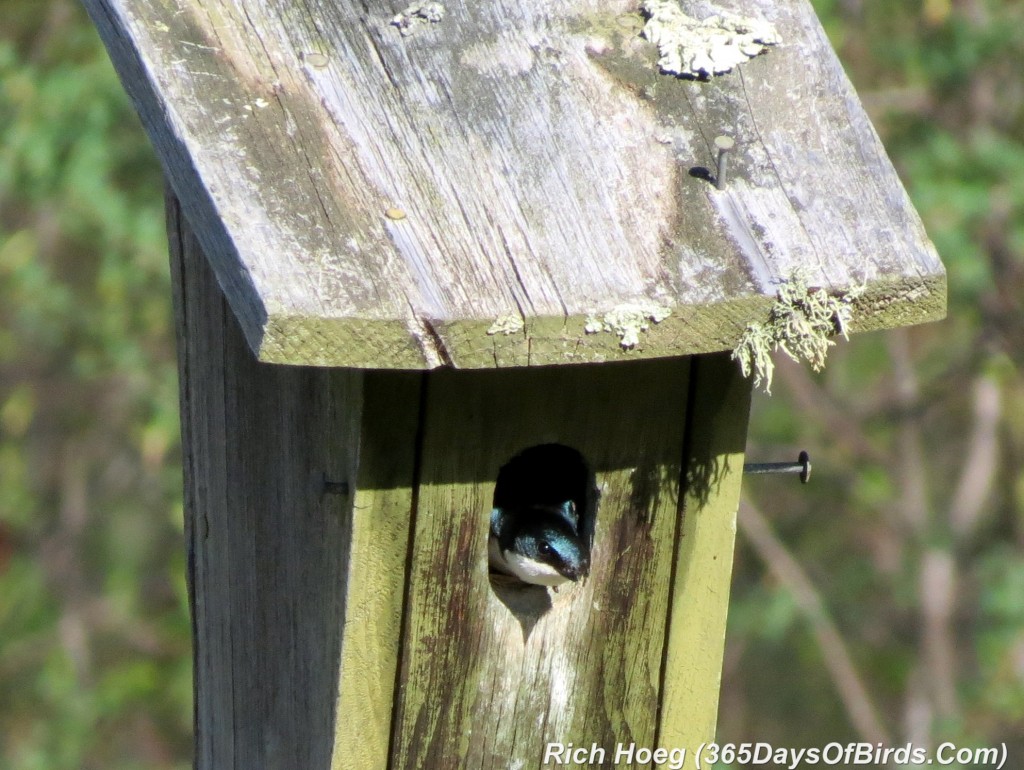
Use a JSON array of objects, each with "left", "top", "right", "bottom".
[
  {"left": 743, "top": 450, "right": 812, "bottom": 484},
  {"left": 714, "top": 135, "right": 735, "bottom": 190},
  {"left": 323, "top": 475, "right": 350, "bottom": 495}
]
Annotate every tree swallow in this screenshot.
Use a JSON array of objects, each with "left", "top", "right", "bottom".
[{"left": 489, "top": 500, "right": 589, "bottom": 587}]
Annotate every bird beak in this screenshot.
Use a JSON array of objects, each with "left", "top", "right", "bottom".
[{"left": 561, "top": 556, "right": 589, "bottom": 582}]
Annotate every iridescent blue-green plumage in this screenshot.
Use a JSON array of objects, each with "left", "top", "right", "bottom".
[{"left": 489, "top": 500, "right": 589, "bottom": 586}]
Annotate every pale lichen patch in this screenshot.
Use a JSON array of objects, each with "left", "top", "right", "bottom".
[
  {"left": 585, "top": 302, "right": 672, "bottom": 349},
  {"left": 391, "top": 2, "right": 446, "bottom": 37},
  {"left": 732, "top": 270, "right": 864, "bottom": 394},
  {"left": 487, "top": 314, "right": 525, "bottom": 336},
  {"left": 640, "top": 0, "right": 779, "bottom": 78}
]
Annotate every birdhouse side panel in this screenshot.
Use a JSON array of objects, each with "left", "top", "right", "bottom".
[
  {"left": 169, "top": 195, "right": 362, "bottom": 769},
  {"left": 660, "top": 353, "right": 753, "bottom": 748},
  {"left": 332, "top": 371, "right": 423, "bottom": 770}
]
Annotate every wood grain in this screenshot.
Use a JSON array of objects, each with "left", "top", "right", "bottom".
[
  {"left": 389, "top": 359, "right": 700, "bottom": 768},
  {"left": 172, "top": 188, "right": 753, "bottom": 767},
  {"left": 331, "top": 370, "right": 423, "bottom": 770},
  {"left": 658, "top": 352, "right": 752, "bottom": 750},
  {"left": 170, "top": 193, "right": 421, "bottom": 770},
  {"left": 170, "top": 193, "right": 359, "bottom": 768},
  {"left": 88, "top": 0, "right": 944, "bottom": 368}
]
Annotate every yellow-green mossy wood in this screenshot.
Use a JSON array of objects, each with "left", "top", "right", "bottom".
[
  {"left": 659, "top": 353, "right": 753, "bottom": 749},
  {"left": 383, "top": 353, "right": 750, "bottom": 768},
  {"left": 392, "top": 360, "right": 689, "bottom": 768},
  {"left": 330, "top": 370, "right": 422, "bottom": 770}
]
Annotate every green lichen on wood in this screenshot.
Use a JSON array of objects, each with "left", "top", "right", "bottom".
[
  {"left": 584, "top": 301, "right": 673, "bottom": 349},
  {"left": 732, "top": 271, "right": 864, "bottom": 393}
]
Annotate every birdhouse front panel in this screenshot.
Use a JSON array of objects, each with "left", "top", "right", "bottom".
[
  {"left": 393, "top": 361, "right": 689, "bottom": 767},
  {"left": 324, "top": 355, "right": 748, "bottom": 769}
]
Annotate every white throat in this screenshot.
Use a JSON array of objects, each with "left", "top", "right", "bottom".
[{"left": 501, "top": 550, "right": 570, "bottom": 586}]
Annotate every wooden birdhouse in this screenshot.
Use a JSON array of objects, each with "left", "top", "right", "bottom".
[{"left": 85, "top": 0, "right": 944, "bottom": 766}]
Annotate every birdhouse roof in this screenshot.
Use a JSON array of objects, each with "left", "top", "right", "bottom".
[{"left": 86, "top": 0, "right": 945, "bottom": 368}]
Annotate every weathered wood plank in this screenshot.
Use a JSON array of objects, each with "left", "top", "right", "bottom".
[
  {"left": 658, "top": 351, "right": 752, "bottom": 750},
  {"left": 170, "top": 193, "right": 361, "bottom": 768},
  {"left": 331, "top": 370, "right": 422, "bottom": 770},
  {"left": 89, "top": 0, "right": 943, "bottom": 368},
  {"left": 172, "top": 183, "right": 753, "bottom": 767},
  {"left": 390, "top": 360, "right": 697, "bottom": 767},
  {"left": 171, "top": 194, "right": 421, "bottom": 770}
]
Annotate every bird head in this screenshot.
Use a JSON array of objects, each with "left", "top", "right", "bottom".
[{"left": 499, "top": 511, "right": 589, "bottom": 586}]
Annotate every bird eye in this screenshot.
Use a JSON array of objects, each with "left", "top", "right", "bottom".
[{"left": 539, "top": 541, "right": 552, "bottom": 556}]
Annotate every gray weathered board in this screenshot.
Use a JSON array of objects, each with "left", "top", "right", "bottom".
[
  {"left": 169, "top": 191, "right": 752, "bottom": 769},
  {"left": 87, "top": 0, "right": 944, "bottom": 368}
]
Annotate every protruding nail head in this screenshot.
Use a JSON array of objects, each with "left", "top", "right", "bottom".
[
  {"left": 743, "top": 450, "right": 812, "bottom": 484},
  {"left": 714, "top": 135, "right": 735, "bottom": 190},
  {"left": 323, "top": 475, "right": 350, "bottom": 496}
]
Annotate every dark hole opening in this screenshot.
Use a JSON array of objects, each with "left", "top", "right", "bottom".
[
  {"left": 492, "top": 443, "right": 592, "bottom": 517},
  {"left": 489, "top": 444, "right": 596, "bottom": 587},
  {"left": 487, "top": 444, "right": 596, "bottom": 631}
]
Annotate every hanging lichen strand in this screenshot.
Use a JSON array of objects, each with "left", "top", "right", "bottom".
[{"left": 732, "top": 271, "right": 864, "bottom": 394}]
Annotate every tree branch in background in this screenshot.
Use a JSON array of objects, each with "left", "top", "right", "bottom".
[
  {"left": 919, "top": 549, "right": 960, "bottom": 720},
  {"left": 738, "top": 496, "right": 892, "bottom": 746},
  {"left": 902, "top": 665, "right": 934, "bottom": 751},
  {"left": 949, "top": 375, "right": 1001, "bottom": 539},
  {"left": 917, "top": 374, "right": 1001, "bottom": 724},
  {"left": 886, "top": 330, "right": 931, "bottom": 536},
  {"left": 776, "top": 358, "right": 887, "bottom": 466},
  {"left": 887, "top": 330, "right": 962, "bottom": 728}
]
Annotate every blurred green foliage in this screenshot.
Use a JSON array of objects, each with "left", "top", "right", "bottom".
[
  {"left": 0, "top": 0, "right": 1022, "bottom": 767},
  {"left": 728, "top": 0, "right": 1024, "bottom": 762},
  {"left": 0, "top": 2, "right": 188, "bottom": 768}
]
